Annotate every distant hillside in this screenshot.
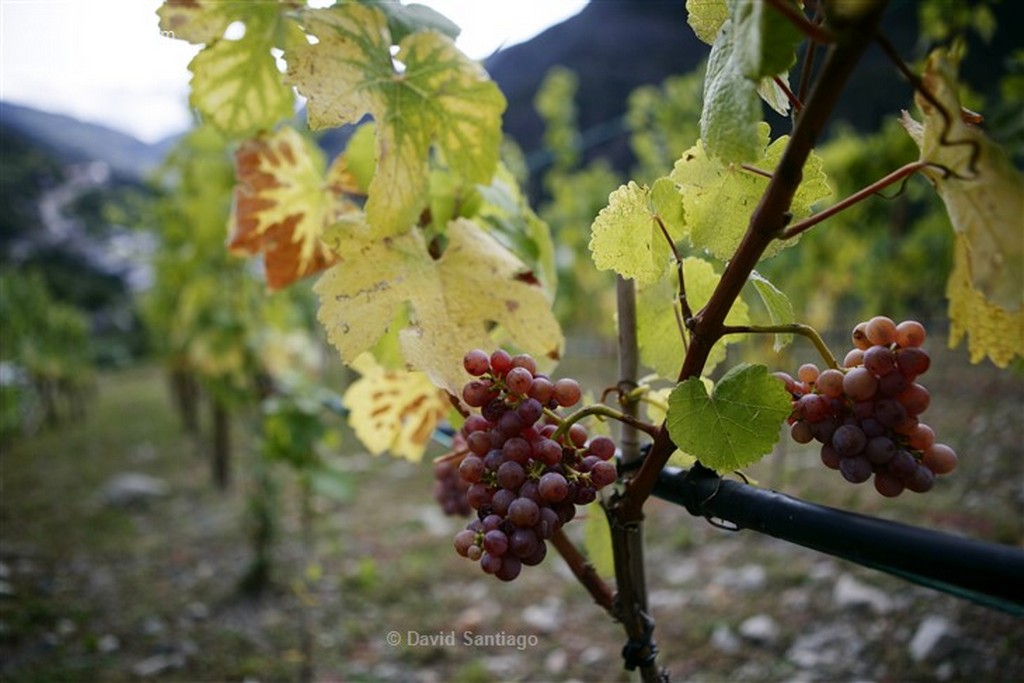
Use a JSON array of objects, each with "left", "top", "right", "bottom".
[{"left": 0, "top": 102, "right": 172, "bottom": 181}]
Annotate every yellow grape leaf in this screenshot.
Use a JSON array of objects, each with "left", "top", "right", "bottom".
[
  {"left": 287, "top": 4, "right": 506, "bottom": 236},
  {"left": 157, "top": 0, "right": 234, "bottom": 44},
  {"left": 315, "top": 219, "right": 563, "bottom": 397},
  {"left": 343, "top": 353, "right": 449, "bottom": 462},
  {"left": 230, "top": 127, "right": 354, "bottom": 291},
  {"left": 186, "top": 7, "right": 295, "bottom": 137},
  {"left": 900, "top": 50, "right": 1023, "bottom": 316},
  {"left": 589, "top": 178, "right": 686, "bottom": 285},
  {"left": 671, "top": 122, "right": 830, "bottom": 261},
  {"left": 686, "top": 0, "right": 728, "bottom": 44},
  {"left": 946, "top": 234, "right": 1023, "bottom": 367},
  {"left": 636, "top": 257, "right": 749, "bottom": 379}
]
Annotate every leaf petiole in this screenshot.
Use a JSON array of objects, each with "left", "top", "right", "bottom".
[{"left": 721, "top": 322, "right": 840, "bottom": 369}]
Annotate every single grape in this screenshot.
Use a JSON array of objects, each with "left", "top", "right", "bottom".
[
  {"left": 575, "top": 486, "right": 597, "bottom": 505},
  {"left": 797, "top": 394, "right": 830, "bottom": 423},
  {"left": 483, "top": 529, "right": 509, "bottom": 556},
  {"left": 895, "top": 347, "right": 930, "bottom": 379},
  {"left": 508, "top": 497, "right": 541, "bottom": 527},
  {"left": 521, "top": 540, "right": 548, "bottom": 566},
  {"left": 510, "top": 353, "right": 538, "bottom": 375},
  {"left": 791, "top": 420, "right": 814, "bottom": 444},
  {"left": 505, "top": 366, "right": 534, "bottom": 395},
  {"left": 908, "top": 423, "right": 936, "bottom": 451},
  {"left": 564, "top": 423, "right": 586, "bottom": 448},
  {"left": 832, "top": 424, "right": 867, "bottom": 457},
  {"left": 773, "top": 371, "right": 802, "bottom": 396},
  {"left": 509, "top": 528, "right": 539, "bottom": 559},
  {"left": 454, "top": 529, "right": 478, "bottom": 557},
  {"left": 591, "top": 460, "right": 618, "bottom": 488},
  {"left": 865, "top": 316, "right": 897, "bottom": 346},
  {"left": 587, "top": 436, "right": 617, "bottom": 461},
  {"left": 538, "top": 472, "right": 569, "bottom": 502},
  {"left": 535, "top": 438, "right": 563, "bottom": 467},
  {"left": 895, "top": 320, "right": 926, "bottom": 348},
  {"left": 816, "top": 369, "right": 845, "bottom": 398},
  {"left": 463, "top": 380, "right": 495, "bottom": 408},
  {"left": 860, "top": 417, "right": 885, "bottom": 439},
  {"left": 922, "top": 443, "right": 958, "bottom": 475},
  {"left": 463, "top": 349, "right": 491, "bottom": 376},
  {"left": 863, "top": 345, "right": 896, "bottom": 377},
  {"left": 839, "top": 455, "right": 872, "bottom": 483},
  {"left": 463, "top": 415, "right": 490, "bottom": 434},
  {"left": 798, "top": 363, "right": 820, "bottom": 384},
  {"left": 482, "top": 514, "right": 503, "bottom": 532},
  {"left": 518, "top": 480, "right": 541, "bottom": 503},
  {"left": 467, "top": 545, "right": 483, "bottom": 561},
  {"left": 810, "top": 417, "right": 840, "bottom": 445},
  {"left": 820, "top": 445, "right": 841, "bottom": 470},
  {"left": 843, "top": 367, "right": 878, "bottom": 401},
  {"left": 459, "top": 455, "right": 486, "bottom": 483},
  {"left": 843, "top": 348, "right": 865, "bottom": 368},
  {"left": 495, "top": 555, "right": 522, "bottom": 582},
  {"left": 466, "top": 431, "right": 491, "bottom": 456},
  {"left": 516, "top": 398, "right": 543, "bottom": 427},
  {"left": 874, "top": 398, "right": 907, "bottom": 429},
  {"left": 482, "top": 398, "right": 507, "bottom": 423},
  {"left": 497, "top": 461, "right": 526, "bottom": 491},
  {"left": 480, "top": 552, "right": 502, "bottom": 574},
  {"left": 491, "top": 488, "right": 516, "bottom": 516},
  {"left": 851, "top": 322, "right": 871, "bottom": 350},
  {"left": 490, "top": 349, "right": 513, "bottom": 376},
  {"left": 905, "top": 465, "right": 935, "bottom": 493},
  {"left": 528, "top": 377, "right": 555, "bottom": 405},
  {"left": 501, "top": 437, "right": 531, "bottom": 464},
  {"left": 467, "top": 483, "right": 492, "bottom": 510},
  {"left": 897, "top": 383, "right": 930, "bottom": 416},
  {"left": 873, "top": 471, "right": 905, "bottom": 498},
  {"left": 877, "top": 370, "right": 909, "bottom": 397},
  {"left": 553, "top": 378, "right": 582, "bottom": 407},
  {"left": 888, "top": 450, "right": 918, "bottom": 480},
  {"left": 865, "top": 436, "right": 896, "bottom": 464}
]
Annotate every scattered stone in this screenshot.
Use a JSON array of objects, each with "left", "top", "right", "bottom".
[
  {"left": 98, "top": 634, "right": 120, "bottom": 653},
  {"left": 131, "top": 654, "right": 178, "bottom": 678},
  {"left": 0, "top": 580, "right": 14, "bottom": 598},
  {"left": 787, "top": 622, "right": 865, "bottom": 670},
  {"left": 833, "top": 573, "right": 894, "bottom": 613},
  {"left": 738, "top": 614, "right": 780, "bottom": 645},
  {"left": 580, "top": 645, "right": 605, "bottom": 665},
  {"left": 545, "top": 647, "right": 568, "bottom": 674},
  {"left": 909, "top": 615, "right": 958, "bottom": 662},
  {"left": 415, "top": 505, "right": 455, "bottom": 537},
  {"left": 664, "top": 559, "right": 698, "bottom": 585},
  {"left": 710, "top": 624, "right": 742, "bottom": 654},
  {"left": 0, "top": 561, "right": 10, "bottom": 580},
  {"left": 100, "top": 473, "right": 169, "bottom": 507},
  {"left": 649, "top": 588, "right": 688, "bottom": 609},
  {"left": 141, "top": 616, "right": 167, "bottom": 636},
  {"left": 716, "top": 564, "right": 767, "bottom": 592},
  {"left": 57, "top": 618, "right": 76, "bottom": 636},
  {"left": 185, "top": 601, "right": 209, "bottom": 621},
  {"left": 521, "top": 596, "right": 563, "bottom": 633}
]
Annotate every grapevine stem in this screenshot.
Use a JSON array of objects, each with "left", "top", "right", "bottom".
[
  {"left": 550, "top": 528, "right": 614, "bottom": 611},
  {"left": 551, "top": 403, "right": 660, "bottom": 443},
  {"left": 623, "top": 0, "right": 890, "bottom": 515},
  {"left": 654, "top": 217, "right": 694, "bottom": 324},
  {"left": 772, "top": 76, "right": 804, "bottom": 113},
  {"left": 740, "top": 164, "right": 775, "bottom": 180},
  {"left": 780, "top": 160, "right": 927, "bottom": 239},
  {"left": 721, "top": 323, "right": 840, "bottom": 369}
]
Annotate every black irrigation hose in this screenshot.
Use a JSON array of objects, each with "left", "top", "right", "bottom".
[{"left": 651, "top": 465, "right": 1024, "bottom": 615}]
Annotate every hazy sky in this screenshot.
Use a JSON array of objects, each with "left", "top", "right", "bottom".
[{"left": 0, "top": 0, "right": 586, "bottom": 143}]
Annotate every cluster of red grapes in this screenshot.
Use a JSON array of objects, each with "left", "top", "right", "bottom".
[
  {"left": 444, "top": 349, "right": 618, "bottom": 582},
  {"left": 776, "top": 317, "right": 958, "bottom": 497}
]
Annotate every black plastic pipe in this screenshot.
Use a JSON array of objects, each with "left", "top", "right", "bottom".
[{"left": 651, "top": 465, "right": 1024, "bottom": 615}]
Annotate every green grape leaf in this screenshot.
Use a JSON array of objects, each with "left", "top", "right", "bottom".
[
  {"left": 701, "top": 19, "right": 762, "bottom": 163},
  {"left": 732, "top": 0, "right": 803, "bottom": 80},
  {"left": 748, "top": 270, "right": 794, "bottom": 350},
  {"left": 376, "top": 1, "right": 461, "bottom": 43},
  {"left": 340, "top": 122, "right": 377, "bottom": 194},
  {"left": 589, "top": 178, "right": 685, "bottom": 285},
  {"left": 476, "top": 164, "right": 559, "bottom": 295},
  {"left": 900, "top": 50, "right": 1023, "bottom": 366},
  {"left": 699, "top": 1, "right": 805, "bottom": 162},
  {"left": 671, "top": 122, "right": 830, "bottom": 261},
  {"left": 583, "top": 507, "right": 615, "bottom": 580},
  {"left": 686, "top": 0, "right": 728, "bottom": 44},
  {"left": 182, "top": 5, "right": 295, "bottom": 137},
  {"left": 666, "top": 363, "right": 791, "bottom": 473},
  {"left": 315, "top": 219, "right": 563, "bottom": 397},
  {"left": 288, "top": 4, "right": 506, "bottom": 236},
  {"left": 636, "top": 257, "right": 749, "bottom": 379}
]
